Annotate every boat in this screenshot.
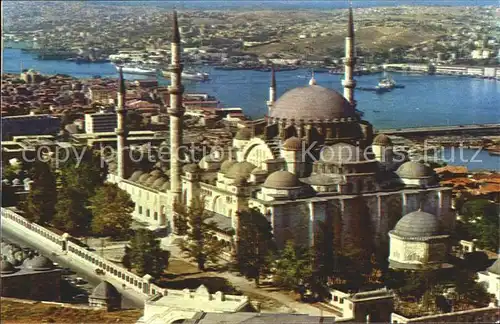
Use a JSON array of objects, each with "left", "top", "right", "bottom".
[
  {"left": 161, "top": 70, "right": 210, "bottom": 81},
  {"left": 377, "top": 76, "right": 405, "bottom": 89},
  {"left": 373, "top": 110, "right": 381, "bottom": 113},
  {"left": 118, "top": 64, "right": 158, "bottom": 76}
]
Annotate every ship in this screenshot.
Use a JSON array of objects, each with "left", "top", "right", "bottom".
[
  {"left": 377, "top": 76, "right": 405, "bottom": 90},
  {"left": 162, "top": 70, "right": 210, "bottom": 81},
  {"left": 117, "top": 64, "right": 158, "bottom": 76}
]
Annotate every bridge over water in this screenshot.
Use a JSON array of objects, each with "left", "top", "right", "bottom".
[{"left": 377, "top": 123, "right": 500, "bottom": 137}]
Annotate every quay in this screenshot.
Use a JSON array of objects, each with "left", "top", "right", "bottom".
[{"left": 377, "top": 123, "right": 500, "bottom": 138}]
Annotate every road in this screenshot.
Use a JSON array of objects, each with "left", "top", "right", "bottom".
[{"left": 1, "top": 225, "right": 145, "bottom": 309}]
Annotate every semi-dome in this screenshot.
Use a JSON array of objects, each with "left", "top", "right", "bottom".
[
  {"left": 129, "top": 170, "right": 144, "bottom": 182},
  {"left": 145, "top": 174, "right": 160, "bottom": 186},
  {"left": 160, "top": 181, "right": 170, "bottom": 192},
  {"left": 320, "top": 143, "right": 365, "bottom": 164},
  {"left": 220, "top": 160, "right": 236, "bottom": 174},
  {"left": 1, "top": 260, "right": 16, "bottom": 274},
  {"left": 373, "top": 133, "right": 392, "bottom": 146},
  {"left": 270, "top": 85, "right": 355, "bottom": 121},
  {"left": 225, "top": 161, "right": 256, "bottom": 179},
  {"left": 283, "top": 137, "right": 303, "bottom": 151},
  {"left": 393, "top": 210, "right": 441, "bottom": 238},
  {"left": 487, "top": 258, "right": 500, "bottom": 275},
  {"left": 235, "top": 128, "right": 252, "bottom": 140},
  {"left": 23, "top": 255, "right": 54, "bottom": 271},
  {"left": 263, "top": 170, "right": 302, "bottom": 189},
  {"left": 91, "top": 281, "right": 120, "bottom": 299},
  {"left": 397, "top": 161, "right": 434, "bottom": 179}
]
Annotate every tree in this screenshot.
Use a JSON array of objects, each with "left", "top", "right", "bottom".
[
  {"left": 89, "top": 183, "right": 134, "bottom": 238},
  {"left": 177, "top": 197, "right": 225, "bottom": 271},
  {"left": 461, "top": 199, "right": 499, "bottom": 252},
  {"left": 235, "top": 208, "right": 275, "bottom": 286},
  {"left": 310, "top": 217, "right": 335, "bottom": 297},
  {"left": 127, "top": 229, "right": 169, "bottom": 277},
  {"left": 173, "top": 201, "right": 189, "bottom": 235},
  {"left": 23, "top": 161, "right": 56, "bottom": 224},
  {"left": 452, "top": 269, "right": 492, "bottom": 307},
  {"left": 53, "top": 185, "right": 90, "bottom": 234},
  {"left": 273, "top": 240, "right": 312, "bottom": 292},
  {"left": 59, "top": 149, "right": 107, "bottom": 200}
]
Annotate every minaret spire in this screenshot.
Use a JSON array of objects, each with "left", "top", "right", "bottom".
[
  {"left": 309, "top": 70, "right": 317, "bottom": 85},
  {"left": 168, "top": 10, "right": 185, "bottom": 206},
  {"left": 267, "top": 65, "right": 276, "bottom": 113},
  {"left": 342, "top": 0, "right": 357, "bottom": 109},
  {"left": 115, "top": 66, "right": 128, "bottom": 179}
]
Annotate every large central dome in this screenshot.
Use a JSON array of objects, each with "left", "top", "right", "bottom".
[{"left": 270, "top": 85, "right": 355, "bottom": 121}]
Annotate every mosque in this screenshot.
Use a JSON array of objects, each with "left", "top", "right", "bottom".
[{"left": 108, "top": 9, "right": 454, "bottom": 265}]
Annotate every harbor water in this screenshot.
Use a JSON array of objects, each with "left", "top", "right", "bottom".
[{"left": 2, "top": 48, "right": 499, "bottom": 170}]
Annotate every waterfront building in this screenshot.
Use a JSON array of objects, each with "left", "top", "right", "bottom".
[
  {"left": 108, "top": 8, "right": 454, "bottom": 255},
  {"left": 1, "top": 114, "right": 60, "bottom": 140},
  {"left": 84, "top": 111, "right": 117, "bottom": 133}
]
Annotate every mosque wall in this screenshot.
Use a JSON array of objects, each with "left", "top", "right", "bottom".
[{"left": 118, "top": 180, "right": 167, "bottom": 227}]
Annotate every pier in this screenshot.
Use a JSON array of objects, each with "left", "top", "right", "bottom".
[{"left": 377, "top": 123, "right": 500, "bottom": 138}]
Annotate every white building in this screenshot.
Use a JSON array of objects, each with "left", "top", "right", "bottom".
[{"left": 84, "top": 112, "right": 117, "bottom": 134}]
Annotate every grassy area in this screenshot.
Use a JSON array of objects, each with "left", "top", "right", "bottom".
[{"left": 1, "top": 299, "right": 142, "bottom": 324}]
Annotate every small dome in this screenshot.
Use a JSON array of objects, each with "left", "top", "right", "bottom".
[
  {"left": 397, "top": 161, "right": 435, "bottom": 179},
  {"left": 283, "top": 137, "right": 303, "bottom": 151},
  {"left": 225, "top": 161, "right": 256, "bottom": 179},
  {"left": 12, "top": 178, "right": 21, "bottom": 186},
  {"left": 487, "top": 258, "right": 500, "bottom": 275},
  {"left": 1, "top": 260, "right": 16, "bottom": 274},
  {"left": 91, "top": 281, "right": 120, "bottom": 299},
  {"left": 23, "top": 255, "right": 54, "bottom": 271},
  {"left": 373, "top": 134, "right": 392, "bottom": 146},
  {"left": 138, "top": 173, "right": 150, "bottom": 184},
  {"left": 145, "top": 175, "right": 159, "bottom": 186},
  {"left": 320, "top": 143, "right": 365, "bottom": 164},
  {"left": 263, "top": 170, "right": 302, "bottom": 189},
  {"left": 128, "top": 170, "right": 144, "bottom": 182},
  {"left": 149, "top": 169, "right": 163, "bottom": 177},
  {"left": 393, "top": 210, "right": 441, "bottom": 238},
  {"left": 220, "top": 160, "right": 236, "bottom": 174},
  {"left": 235, "top": 128, "right": 252, "bottom": 140},
  {"left": 251, "top": 168, "right": 268, "bottom": 175},
  {"left": 183, "top": 163, "right": 200, "bottom": 174},
  {"left": 270, "top": 85, "right": 355, "bottom": 121},
  {"left": 152, "top": 177, "right": 167, "bottom": 189}
]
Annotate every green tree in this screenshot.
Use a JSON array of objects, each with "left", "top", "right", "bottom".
[
  {"left": 89, "top": 183, "right": 134, "bottom": 238},
  {"left": 53, "top": 185, "right": 90, "bottom": 234},
  {"left": 59, "top": 149, "right": 107, "bottom": 200},
  {"left": 127, "top": 229, "right": 169, "bottom": 277},
  {"left": 273, "top": 240, "right": 312, "bottom": 291},
  {"left": 461, "top": 199, "right": 499, "bottom": 252},
  {"left": 235, "top": 208, "right": 275, "bottom": 286},
  {"left": 452, "top": 269, "right": 492, "bottom": 307},
  {"left": 177, "top": 197, "right": 225, "bottom": 271},
  {"left": 23, "top": 161, "right": 56, "bottom": 224}
]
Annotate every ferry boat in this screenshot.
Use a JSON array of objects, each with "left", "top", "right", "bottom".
[
  {"left": 161, "top": 70, "right": 210, "bottom": 81},
  {"left": 377, "top": 76, "right": 405, "bottom": 90},
  {"left": 117, "top": 64, "right": 158, "bottom": 76}
]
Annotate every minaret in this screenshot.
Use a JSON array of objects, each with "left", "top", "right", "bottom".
[
  {"left": 342, "top": 1, "right": 357, "bottom": 108},
  {"left": 115, "top": 66, "right": 127, "bottom": 179},
  {"left": 266, "top": 65, "right": 276, "bottom": 113},
  {"left": 168, "top": 10, "right": 184, "bottom": 203},
  {"left": 309, "top": 71, "right": 317, "bottom": 85}
]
